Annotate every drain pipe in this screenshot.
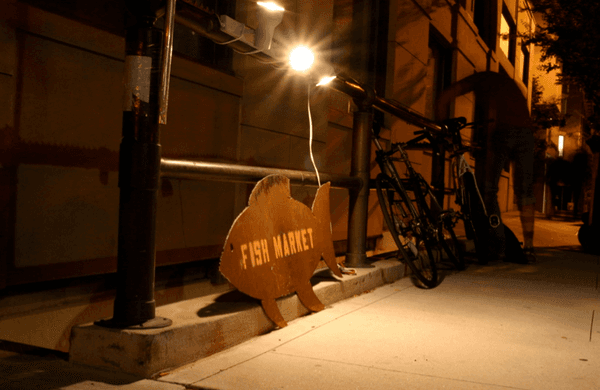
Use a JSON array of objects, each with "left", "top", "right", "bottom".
[{"left": 97, "top": 1, "right": 173, "bottom": 329}]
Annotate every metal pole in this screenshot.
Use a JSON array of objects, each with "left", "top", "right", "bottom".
[
  {"left": 159, "top": 0, "right": 176, "bottom": 124},
  {"left": 160, "top": 158, "right": 362, "bottom": 189},
  {"left": 97, "top": 4, "right": 171, "bottom": 329},
  {"left": 374, "top": 95, "right": 443, "bottom": 132},
  {"left": 174, "top": 4, "right": 282, "bottom": 66},
  {"left": 328, "top": 76, "right": 443, "bottom": 133},
  {"left": 345, "top": 107, "right": 375, "bottom": 268}
]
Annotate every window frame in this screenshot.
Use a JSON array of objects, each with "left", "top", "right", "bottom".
[{"left": 500, "top": 5, "right": 517, "bottom": 64}]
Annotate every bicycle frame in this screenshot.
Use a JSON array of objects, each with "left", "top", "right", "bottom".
[
  {"left": 451, "top": 152, "right": 488, "bottom": 217},
  {"left": 372, "top": 136, "right": 422, "bottom": 217},
  {"left": 372, "top": 126, "right": 465, "bottom": 284}
]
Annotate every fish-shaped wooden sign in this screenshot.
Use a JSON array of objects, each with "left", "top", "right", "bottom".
[{"left": 219, "top": 175, "right": 343, "bottom": 328}]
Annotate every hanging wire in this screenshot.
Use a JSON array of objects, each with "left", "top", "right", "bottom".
[
  {"left": 307, "top": 83, "right": 322, "bottom": 187},
  {"left": 215, "top": 16, "right": 245, "bottom": 46}
]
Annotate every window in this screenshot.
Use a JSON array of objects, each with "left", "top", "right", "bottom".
[
  {"left": 520, "top": 44, "right": 530, "bottom": 85},
  {"left": 473, "top": 0, "right": 495, "bottom": 49},
  {"left": 500, "top": 7, "right": 516, "bottom": 64}
]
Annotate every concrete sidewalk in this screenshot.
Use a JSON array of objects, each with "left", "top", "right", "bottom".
[
  {"left": 155, "top": 247, "right": 600, "bottom": 390},
  {"left": 2, "top": 245, "right": 599, "bottom": 389}
]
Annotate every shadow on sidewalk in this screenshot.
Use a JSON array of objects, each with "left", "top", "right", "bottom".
[{"left": 0, "top": 340, "right": 141, "bottom": 390}]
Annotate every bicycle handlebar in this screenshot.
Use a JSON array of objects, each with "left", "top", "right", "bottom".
[
  {"left": 408, "top": 117, "right": 494, "bottom": 152},
  {"left": 373, "top": 114, "right": 491, "bottom": 155}
]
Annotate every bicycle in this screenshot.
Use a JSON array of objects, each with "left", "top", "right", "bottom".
[
  {"left": 440, "top": 117, "right": 526, "bottom": 265},
  {"left": 440, "top": 117, "right": 490, "bottom": 264},
  {"left": 372, "top": 122, "right": 464, "bottom": 289}
]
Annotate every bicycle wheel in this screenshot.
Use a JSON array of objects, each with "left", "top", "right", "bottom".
[
  {"left": 419, "top": 181, "right": 465, "bottom": 270},
  {"left": 462, "top": 172, "right": 490, "bottom": 264},
  {"left": 439, "top": 219, "right": 465, "bottom": 270},
  {"left": 376, "top": 174, "right": 439, "bottom": 288}
]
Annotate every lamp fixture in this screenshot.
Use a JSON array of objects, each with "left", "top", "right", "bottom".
[
  {"left": 257, "top": 1, "right": 285, "bottom": 12},
  {"left": 254, "top": 2, "right": 285, "bottom": 51}
]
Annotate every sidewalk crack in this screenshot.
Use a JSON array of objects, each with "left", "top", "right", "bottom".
[{"left": 590, "top": 310, "right": 595, "bottom": 342}]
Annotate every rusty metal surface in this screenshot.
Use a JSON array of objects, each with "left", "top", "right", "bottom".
[{"left": 219, "top": 175, "right": 342, "bottom": 327}]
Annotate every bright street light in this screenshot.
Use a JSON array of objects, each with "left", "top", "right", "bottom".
[{"left": 289, "top": 46, "right": 315, "bottom": 72}]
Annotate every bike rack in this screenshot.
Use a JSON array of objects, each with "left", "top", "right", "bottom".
[{"left": 102, "top": 0, "right": 449, "bottom": 328}]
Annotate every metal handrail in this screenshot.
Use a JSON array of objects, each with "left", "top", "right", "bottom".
[
  {"left": 160, "top": 158, "right": 363, "bottom": 189},
  {"left": 327, "top": 76, "right": 443, "bottom": 132}
]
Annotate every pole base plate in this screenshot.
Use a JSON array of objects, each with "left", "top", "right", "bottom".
[{"left": 95, "top": 316, "right": 173, "bottom": 330}]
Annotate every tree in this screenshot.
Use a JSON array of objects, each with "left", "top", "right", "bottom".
[
  {"left": 527, "top": 0, "right": 600, "bottom": 130},
  {"left": 530, "top": 77, "right": 562, "bottom": 157}
]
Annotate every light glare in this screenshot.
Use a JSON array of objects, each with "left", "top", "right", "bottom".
[
  {"left": 257, "top": 2, "right": 285, "bottom": 12},
  {"left": 316, "top": 76, "right": 336, "bottom": 86},
  {"left": 289, "top": 46, "right": 314, "bottom": 72},
  {"left": 558, "top": 134, "right": 564, "bottom": 157}
]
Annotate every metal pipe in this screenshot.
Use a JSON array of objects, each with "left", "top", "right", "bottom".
[
  {"left": 97, "top": 6, "right": 171, "bottom": 329},
  {"left": 373, "top": 96, "right": 443, "bottom": 132},
  {"left": 160, "top": 158, "right": 363, "bottom": 190},
  {"left": 328, "top": 76, "right": 443, "bottom": 132},
  {"left": 174, "top": 4, "right": 284, "bottom": 66},
  {"left": 159, "top": 0, "right": 176, "bottom": 125},
  {"left": 345, "top": 109, "right": 374, "bottom": 268}
]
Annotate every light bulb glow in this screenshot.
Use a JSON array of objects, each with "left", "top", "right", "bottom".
[
  {"left": 289, "top": 46, "right": 314, "bottom": 72},
  {"left": 316, "top": 75, "right": 336, "bottom": 86},
  {"left": 257, "top": 2, "right": 285, "bottom": 12},
  {"left": 558, "top": 134, "right": 564, "bottom": 157}
]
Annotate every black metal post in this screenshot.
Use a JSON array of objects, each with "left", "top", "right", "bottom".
[
  {"left": 345, "top": 105, "right": 375, "bottom": 268},
  {"left": 97, "top": 3, "right": 171, "bottom": 329}
]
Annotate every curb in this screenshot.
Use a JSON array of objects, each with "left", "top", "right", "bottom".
[{"left": 69, "top": 259, "right": 405, "bottom": 377}]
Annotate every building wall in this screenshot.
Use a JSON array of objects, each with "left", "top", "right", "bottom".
[
  {"left": 0, "top": 0, "right": 374, "bottom": 351},
  {"left": 1, "top": 2, "right": 247, "bottom": 288},
  {"left": 386, "top": 0, "right": 535, "bottom": 214}
]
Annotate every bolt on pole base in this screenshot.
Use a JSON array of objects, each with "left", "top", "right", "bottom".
[{"left": 95, "top": 316, "right": 173, "bottom": 330}]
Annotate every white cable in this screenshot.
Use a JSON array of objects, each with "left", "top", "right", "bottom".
[
  {"left": 216, "top": 16, "right": 245, "bottom": 46},
  {"left": 307, "top": 83, "right": 321, "bottom": 187}
]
